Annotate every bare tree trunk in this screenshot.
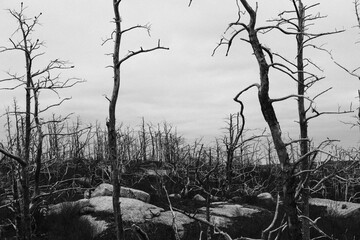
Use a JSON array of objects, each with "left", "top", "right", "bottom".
[
  {"left": 107, "top": 1, "right": 124, "bottom": 240},
  {"left": 296, "top": 2, "right": 310, "bottom": 239},
  {"left": 140, "top": 117, "right": 147, "bottom": 162},
  {"left": 224, "top": 112, "right": 244, "bottom": 190},
  {"left": 226, "top": 149, "right": 234, "bottom": 187},
  {"left": 105, "top": 1, "right": 167, "bottom": 239},
  {"left": 21, "top": 37, "right": 32, "bottom": 240},
  {"left": 14, "top": 15, "right": 34, "bottom": 238},
  {"left": 239, "top": 1, "right": 302, "bottom": 239},
  {"left": 32, "top": 88, "right": 43, "bottom": 197}
]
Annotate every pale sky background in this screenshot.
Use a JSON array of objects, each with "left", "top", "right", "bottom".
[{"left": 0, "top": 0, "right": 359, "bottom": 149}]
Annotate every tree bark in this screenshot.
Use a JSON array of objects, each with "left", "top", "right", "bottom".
[
  {"left": 21, "top": 21, "right": 32, "bottom": 240},
  {"left": 239, "top": 1, "right": 302, "bottom": 239},
  {"left": 296, "top": 1, "right": 310, "bottom": 239},
  {"left": 107, "top": 1, "right": 124, "bottom": 239},
  {"left": 33, "top": 89, "right": 43, "bottom": 197}
]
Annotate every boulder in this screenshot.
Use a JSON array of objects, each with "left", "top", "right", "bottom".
[
  {"left": 43, "top": 200, "right": 104, "bottom": 240},
  {"left": 91, "top": 183, "right": 112, "bottom": 197},
  {"left": 142, "top": 169, "right": 170, "bottom": 176},
  {"left": 190, "top": 194, "right": 219, "bottom": 202},
  {"left": 256, "top": 192, "right": 276, "bottom": 210},
  {"left": 47, "top": 199, "right": 94, "bottom": 216},
  {"left": 192, "top": 194, "right": 206, "bottom": 202},
  {"left": 169, "top": 193, "right": 181, "bottom": 199},
  {"left": 91, "top": 183, "right": 150, "bottom": 203},
  {"left": 120, "top": 186, "right": 150, "bottom": 203},
  {"left": 80, "top": 215, "right": 108, "bottom": 237},
  {"left": 309, "top": 198, "right": 360, "bottom": 240},
  {"left": 257, "top": 192, "right": 273, "bottom": 201},
  {"left": 89, "top": 196, "right": 196, "bottom": 240},
  {"left": 210, "top": 195, "right": 220, "bottom": 201},
  {"left": 89, "top": 197, "right": 272, "bottom": 239},
  {"left": 195, "top": 202, "right": 273, "bottom": 239},
  {"left": 152, "top": 210, "right": 196, "bottom": 239},
  {"left": 43, "top": 196, "right": 274, "bottom": 240},
  {"left": 29, "top": 195, "right": 360, "bottom": 240},
  {"left": 89, "top": 197, "right": 162, "bottom": 222}
]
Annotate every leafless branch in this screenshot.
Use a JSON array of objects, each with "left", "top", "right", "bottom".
[
  {"left": 117, "top": 40, "right": 169, "bottom": 67},
  {"left": 270, "top": 94, "right": 314, "bottom": 104},
  {"left": 0, "top": 82, "right": 25, "bottom": 90},
  {"left": 163, "top": 186, "right": 181, "bottom": 240},
  {"left": 39, "top": 97, "right": 72, "bottom": 114},
  {"left": 262, "top": 193, "right": 281, "bottom": 239},
  {"left": 298, "top": 215, "right": 333, "bottom": 239},
  {"left": 306, "top": 106, "right": 353, "bottom": 122},
  {"left": 355, "top": 0, "right": 360, "bottom": 29},
  {"left": 31, "top": 59, "right": 74, "bottom": 78},
  {"left": 0, "top": 144, "right": 27, "bottom": 167},
  {"left": 121, "top": 24, "right": 151, "bottom": 36},
  {"left": 285, "top": 138, "right": 310, "bottom": 147},
  {"left": 234, "top": 83, "right": 260, "bottom": 100},
  {"left": 334, "top": 61, "right": 360, "bottom": 79}
]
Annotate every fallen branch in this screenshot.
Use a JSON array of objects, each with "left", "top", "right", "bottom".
[
  {"left": 262, "top": 193, "right": 281, "bottom": 240},
  {"left": 163, "top": 186, "right": 181, "bottom": 240},
  {"left": 0, "top": 145, "right": 27, "bottom": 167},
  {"left": 173, "top": 207, "right": 261, "bottom": 240}
]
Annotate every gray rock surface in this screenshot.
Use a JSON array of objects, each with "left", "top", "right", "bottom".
[
  {"left": 89, "top": 196, "right": 195, "bottom": 239},
  {"left": 192, "top": 194, "right": 206, "bottom": 202},
  {"left": 45, "top": 195, "right": 274, "bottom": 240},
  {"left": 309, "top": 197, "right": 360, "bottom": 217},
  {"left": 90, "top": 196, "right": 162, "bottom": 222},
  {"left": 41, "top": 188, "right": 360, "bottom": 240},
  {"left": 309, "top": 198, "right": 360, "bottom": 240},
  {"left": 195, "top": 202, "right": 272, "bottom": 238},
  {"left": 169, "top": 193, "right": 181, "bottom": 199},
  {"left": 257, "top": 192, "right": 276, "bottom": 210},
  {"left": 91, "top": 183, "right": 150, "bottom": 203}
]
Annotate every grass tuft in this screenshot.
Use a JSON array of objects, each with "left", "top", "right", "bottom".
[{"left": 44, "top": 202, "right": 95, "bottom": 240}]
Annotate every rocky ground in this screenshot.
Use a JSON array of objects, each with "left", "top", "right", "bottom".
[
  {"left": 21, "top": 183, "right": 360, "bottom": 240},
  {"left": 2, "top": 182, "right": 360, "bottom": 240}
]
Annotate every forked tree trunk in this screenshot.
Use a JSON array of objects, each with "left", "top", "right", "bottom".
[{"left": 239, "top": 1, "right": 302, "bottom": 239}]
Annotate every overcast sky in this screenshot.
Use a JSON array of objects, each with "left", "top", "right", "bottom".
[{"left": 0, "top": 0, "right": 359, "bottom": 148}]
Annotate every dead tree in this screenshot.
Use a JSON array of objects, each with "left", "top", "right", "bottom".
[
  {"left": 222, "top": 110, "right": 264, "bottom": 193},
  {"left": 267, "top": 2, "right": 347, "bottom": 239},
  {"left": 333, "top": 0, "right": 360, "bottom": 128},
  {"left": 223, "top": 112, "right": 244, "bottom": 188},
  {"left": 0, "top": 5, "right": 37, "bottom": 239},
  {"left": 105, "top": 1, "right": 168, "bottom": 239},
  {"left": 139, "top": 117, "right": 148, "bottom": 162},
  {"left": 212, "top": 1, "right": 346, "bottom": 239},
  {"left": 232, "top": 2, "right": 300, "bottom": 235},
  {"left": 0, "top": 4, "right": 81, "bottom": 239}
]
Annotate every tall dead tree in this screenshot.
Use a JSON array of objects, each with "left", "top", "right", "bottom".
[
  {"left": 211, "top": 0, "right": 345, "bottom": 239},
  {"left": 0, "top": 4, "right": 81, "bottom": 239},
  {"left": 223, "top": 112, "right": 244, "bottom": 188},
  {"left": 238, "top": 2, "right": 301, "bottom": 237},
  {"left": 0, "top": 6, "right": 40, "bottom": 238},
  {"left": 222, "top": 109, "right": 264, "bottom": 192},
  {"left": 106, "top": 1, "right": 168, "bottom": 239},
  {"left": 226, "top": 2, "right": 302, "bottom": 236},
  {"left": 334, "top": 0, "right": 360, "bottom": 128},
  {"left": 268, "top": 2, "right": 345, "bottom": 239}
]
